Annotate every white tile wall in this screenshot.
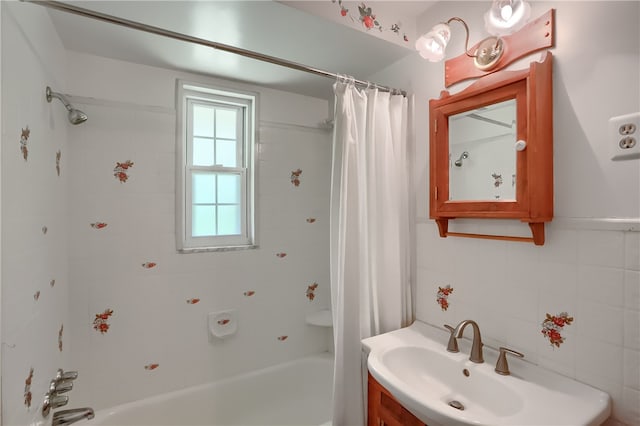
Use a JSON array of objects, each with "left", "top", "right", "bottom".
[
  {"left": 416, "top": 221, "right": 640, "bottom": 425},
  {"left": 1, "top": 3, "right": 71, "bottom": 425},
  {"left": 64, "top": 65, "right": 332, "bottom": 410},
  {"left": 3, "top": 9, "right": 333, "bottom": 417}
]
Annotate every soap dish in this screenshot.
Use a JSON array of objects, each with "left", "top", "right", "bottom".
[
  {"left": 208, "top": 310, "right": 238, "bottom": 338},
  {"left": 305, "top": 309, "right": 332, "bottom": 327}
]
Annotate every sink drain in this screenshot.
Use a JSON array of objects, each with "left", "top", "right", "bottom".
[{"left": 448, "top": 400, "right": 465, "bottom": 411}]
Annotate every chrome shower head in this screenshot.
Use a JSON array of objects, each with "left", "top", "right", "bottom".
[
  {"left": 46, "top": 86, "right": 87, "bottom": 125},
  {"left": 454, "top": 151, "right": 469, "bottom": 167}
]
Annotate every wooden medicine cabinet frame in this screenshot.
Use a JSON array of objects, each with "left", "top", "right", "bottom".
[{"left": 429, "top": 51, "right": 553, "bottom": 245}]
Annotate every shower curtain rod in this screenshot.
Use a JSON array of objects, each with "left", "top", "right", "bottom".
[{"left": 24, "top": 0, "right": 406, "bottom": 95}]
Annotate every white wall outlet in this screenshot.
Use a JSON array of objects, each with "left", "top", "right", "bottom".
[{"left": 609, "top": 112, "right": 640, "bottom": 161}]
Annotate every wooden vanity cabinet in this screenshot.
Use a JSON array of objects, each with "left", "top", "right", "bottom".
[{"left": 368, "top": 373, "right": 427, "bottom": 426}]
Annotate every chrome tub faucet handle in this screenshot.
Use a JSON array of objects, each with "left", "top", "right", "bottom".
[
  {"left": 42, "top": 394, "right": 69, "bottom": 417},
  {"left": 55, "top": 369, "right": 78, "bottom": 383},
  {"left": 50, "top": 379, "right": 73, "bottom": 394}
]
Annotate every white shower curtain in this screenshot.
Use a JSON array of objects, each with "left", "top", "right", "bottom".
[{"left": 330, "top": 79, "right": 413, "bottom": 426}]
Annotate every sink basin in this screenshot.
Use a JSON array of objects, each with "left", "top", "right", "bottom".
[{"left": 362, "top": 321, "right": 611, "bottom": 426}]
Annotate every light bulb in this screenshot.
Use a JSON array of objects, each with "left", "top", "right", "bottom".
[
  {"left": 485, "top": 0, "right": 531, "bottom": 36},
  {"left": 500, "top": 4, "right": 513, "bottom": 21}
]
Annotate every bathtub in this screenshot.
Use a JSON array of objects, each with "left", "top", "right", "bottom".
[{"left": 77, "top": 353, "right": 334, "bottom": 426}]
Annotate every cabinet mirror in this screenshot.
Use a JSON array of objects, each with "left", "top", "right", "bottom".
[
  {"left": 449, "top": 98, "right": 517, "bottom": 201},
  {"left": 429, "top": 52, "right": 553, "bottom": 245}
]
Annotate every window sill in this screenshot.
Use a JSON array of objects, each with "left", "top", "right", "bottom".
[{"left": 178, "top": 245, "right": 259, "bottom": 254}]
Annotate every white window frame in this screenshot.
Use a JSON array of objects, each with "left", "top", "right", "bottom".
[{"left": 176, "top": 80, "right": 257, "bottom": 252}]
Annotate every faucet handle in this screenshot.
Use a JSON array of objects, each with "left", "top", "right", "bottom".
[
  {"left": 42, "top": 393, "right": 69, "bottom": 417},
  {"left": 444, "top": 324, "right": 459, "bottom": 353},
  {"left": 55, "top": 369, "right": 78, "bottom": 382},
  {"left": 495, "top": 347, "right": 524, "bottom": 375},
  {"left": 50, "top": 379, "right": 73, "bottom": 394}
]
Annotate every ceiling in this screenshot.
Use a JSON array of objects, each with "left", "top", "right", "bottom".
[{"left": 41, "top": 1, "right": 434, "bottom": 100}]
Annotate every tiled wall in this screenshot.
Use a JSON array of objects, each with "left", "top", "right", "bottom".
[
  {"left": 1, "top": 3, "right": 71, "bottom": 425},
  {"left": 64, "top": 54, "right": 332, "bottom": 411},
  {"left": 416, "top": 222, "right": 639, "bottom": 424},
  {"left": 2, "top": 6, "right": 332, "bottom": 419}
]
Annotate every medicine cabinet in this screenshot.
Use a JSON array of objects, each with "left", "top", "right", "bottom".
[{"left": 429, "top": 51, "right": 553, "bottom": 245}]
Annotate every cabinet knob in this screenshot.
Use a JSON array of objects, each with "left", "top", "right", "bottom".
[{"left": 515, "top": 140, "right": 527, "bottom": 151}]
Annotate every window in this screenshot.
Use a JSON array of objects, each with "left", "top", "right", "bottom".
[{"left": 176, "top": 81, "right": 256, "bottom": 251}]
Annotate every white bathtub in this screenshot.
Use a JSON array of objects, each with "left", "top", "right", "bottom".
[{"left": 78, "top": 353, "right": 334, "bottom": 426}]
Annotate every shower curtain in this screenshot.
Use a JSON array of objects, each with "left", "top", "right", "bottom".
[{"left": 330, "top": 78, "right": 413, "bottom": 426}]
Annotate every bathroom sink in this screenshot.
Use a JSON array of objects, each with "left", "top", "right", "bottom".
[{"left": 362, "top": 321, "right": 611, "bottom": 426}]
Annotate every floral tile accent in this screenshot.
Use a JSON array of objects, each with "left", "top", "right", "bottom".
[
  {"left": 93, "top": 309, "right": 114, "bottom": 334},
  {"left": 436, "top": 285, "right": 454, "bottom": 311},
  {"left": 50, "top": 279, "right": 56, "bottom": 288},
  {"left": 290, "top": 169, "right": 302, "bottom": 187},
  {"left": 492, "top": 173, "right": 503, "bottom": 187},
  {"left": 333, "top": 1, "right": 408, "bottom": 42},
  {"left": 217, "top": 318, "right": 231, "bottom": 326},
  {"left": 114, "top": 160, "right": 134, "bottom": 183},
  {"left": 277, "top": 335, "right": 288, "bottom": 341},
  {"left": 243, "top": 290, "right": 256, "bottom": 297},
  {"left": 42, "top": 226, "right": 48, "bottom": 235},
  {"left": 144, "top": 363, "right": 159, "bottom": 371},
  {"left": 24, "top": 367, "right": 34, "bottom": 408},
  {"left": 541, "top": 312, "right": 574, "bottom": 347},
  {"left": 33, "top": 291, "right": 40, "bottom": 301},
  {"left": 306, "top": 218, "right": 317, "bottom": 224},
  {"left": 90, "top": 222, "right": 108, "bottom": 230},
  {"left": 20, "top": 127, "right": 30, "bottom": 161},
  {"left": 306, "top": 282, "right": 318, "bottom": 301},
  {"left": 141, "top": 262, "right": 157, "bottom": 269},
  {"left": 56, "top": 150, "right": 62, "bottom": 176},
  {"left": 186, "top": 298, "right": 200, "bottom": 304},
  {"left": 276, "top": 252, "right": 287, "bottom": 258},
  {"left": 58, "top": 324, "right": 64, "bottom": 352}
]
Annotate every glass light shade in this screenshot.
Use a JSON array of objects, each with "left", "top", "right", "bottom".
[
  {"left": 484, "top": 0, "right": 531, "bottom": 36},
  {"left": 415, "top": 23, "right": 451, "bottom": 62}
]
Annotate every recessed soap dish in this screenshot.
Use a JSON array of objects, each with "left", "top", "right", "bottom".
[{"left": 305, "top": 309, "right": 332, "bottom": 327}]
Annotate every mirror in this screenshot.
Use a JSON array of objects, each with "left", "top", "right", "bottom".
[
  {"left": 429, "top": 52, "right": 553, "bottom": 245},
  {"left": 449, "top": 99, "right": 517, "bottom": 201}
]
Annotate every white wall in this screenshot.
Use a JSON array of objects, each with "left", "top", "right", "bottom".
[
  {"left": 64, "top": 52, "right": 332, "bottom": 410},
  {"left": 369, "top": 1, "right": 639, "bottom": 424},
  {"left": 1, "top": 2, "right": 71, "bottom": 425}
]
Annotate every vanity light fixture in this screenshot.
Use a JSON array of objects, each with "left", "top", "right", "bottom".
[{"left": 415, "top": 0, "right": 531, "bottom": 71}]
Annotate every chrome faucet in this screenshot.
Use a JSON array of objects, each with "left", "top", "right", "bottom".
[
  {"left": 450, "top": 320, "right": 484, "bottom": 363},
  {"left": 52, "top": 408, "right": 95, "bottom": 426}
]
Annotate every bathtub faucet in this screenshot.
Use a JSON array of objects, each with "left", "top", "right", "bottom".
[{"left": 52, "top": 407, "right": 95, "bottom": 426}]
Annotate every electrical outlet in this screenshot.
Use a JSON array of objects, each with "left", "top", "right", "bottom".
[{"left": 610, "top": 112, "right": 640, "bottom": 161}]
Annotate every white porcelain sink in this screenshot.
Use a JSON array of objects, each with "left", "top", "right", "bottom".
[{"left": 362, "top": 321, "right": 611, "bottom": 426}]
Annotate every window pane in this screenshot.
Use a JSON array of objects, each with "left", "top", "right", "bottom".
[
  {"left": 217, "top": 205, "right": 241, "bottom": 235},
  {"left": 192, "top": 205, "right": 216, "bottom": 237},
  {"left": 192, "top": 173, "right": 216, "bottom": 204},
  {"left": 217, "top": 174, "right": 241, "bottom": 204},
  {"left": 193, "top": 104, "right": 214, "bottom": 137},
  {"left": 216, "top": 139, "right": 237, "bottom": 167},
  {"left": 193, "top": 138, "right": 214, "bottom": 166},
  {"left": 216, "top": 108, "right": 237, "bottom": 139}
]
